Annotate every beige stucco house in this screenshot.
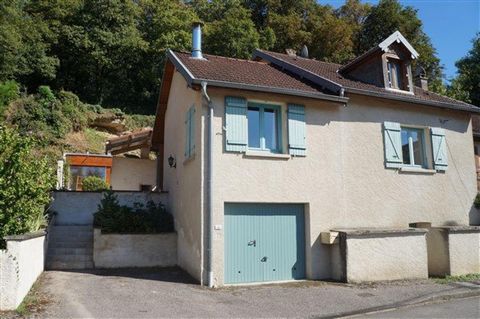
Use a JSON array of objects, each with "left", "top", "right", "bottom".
[{"left": 151, "top": 27, "right": 480, "bottom": 286}]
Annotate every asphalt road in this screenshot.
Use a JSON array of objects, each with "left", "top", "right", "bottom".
[
  {"left": 362, "top": 296, "right": 480, "bottom": 318},
  {"left": 30, "top": 268, "right": 480, "bottom": 318}
]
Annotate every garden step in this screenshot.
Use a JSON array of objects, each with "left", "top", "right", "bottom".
[
  {"left": 49, "top": 241, "right": 93, "bottom": 249},
  {"left": 48, "top": 247, "right": 93, "bottom": 255},
  {"left": 46, "top": 260, "right": 94, "bottom": 270},
  {"left": 47, "top": 254, "right": 93, "bottom": 263}
]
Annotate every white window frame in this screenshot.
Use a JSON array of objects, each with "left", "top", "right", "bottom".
[{"left": 401, "top": 126, "right": 427, "bottom": 168}]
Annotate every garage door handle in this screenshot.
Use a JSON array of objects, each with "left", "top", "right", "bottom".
[{"left": 248, "top": 240, "right": 256, "bottom": 247}]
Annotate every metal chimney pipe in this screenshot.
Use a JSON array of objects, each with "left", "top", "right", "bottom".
[{"left": 192, "top": 22, "right": 204, "bottom": 59}]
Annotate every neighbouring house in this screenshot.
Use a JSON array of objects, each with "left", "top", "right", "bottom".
[
  {"left": 151, "top": 24, "right": 479, "bottom": 286},
  {"left": 58, "top": 129, "right": 158, "bottom": 191}
]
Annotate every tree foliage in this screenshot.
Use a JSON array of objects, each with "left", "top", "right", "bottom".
[
  {"left": 448, "top": 34, "right": 480, "bottom": 106},
  {"left": 0, "top": 0, "right": 453, "bottom": 114},
  {"left": 0, "top": 126, "right": 55, "bottom": 248}
]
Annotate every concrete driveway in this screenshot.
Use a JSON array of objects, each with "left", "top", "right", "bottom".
[{"left": 35, "top": 268, "right": 479, "bottom": 318}]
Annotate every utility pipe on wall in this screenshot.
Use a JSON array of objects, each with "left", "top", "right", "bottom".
[{"left": 201, "top": 81, "right": 214, "bottom": 288}]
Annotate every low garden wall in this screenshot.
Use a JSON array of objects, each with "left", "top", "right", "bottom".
[
  {"left": 93, "top": 229, "right": 177, "bottom": 268},
  {"left": 0, "top": 231, "right": 46, "bottom": 310},
  {"left": 426, "top": 226, "right": 480, "bottom": 276},
  {"left": 329, "top": 228, "right": 428, "bottom": 282},
  {"left": 51, "top": 191, "right": 168, "bottom": 225}
]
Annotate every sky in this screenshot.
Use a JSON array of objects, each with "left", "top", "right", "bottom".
[{"left": 318, "top": 0, "right": 480, "bottom": 81}]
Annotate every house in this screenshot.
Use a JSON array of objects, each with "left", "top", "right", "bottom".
[
  {"left": 151, "top": 24, "right": 479, "bottom": 286},
  {"left": 57, "top": 129, "right": 158, "bottom": 191}
]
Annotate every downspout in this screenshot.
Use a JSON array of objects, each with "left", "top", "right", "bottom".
[{"left": 201, "top": 81, "right": 214, "bottom": 288}]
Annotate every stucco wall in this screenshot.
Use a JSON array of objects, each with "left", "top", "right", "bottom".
[
  {"left": 203, "top": 87, "right": 476, "bottom": 286},
  {"left": 333, "top": 230, "right": 428, "bottom": 282},
  {"left": 93, "top": 229, "right": 177, "bottom": 268},
  {"left": 0, "top": 232, "right": 45, "bottom": 310},
  {"left": 163, "top": 71, "right": 203, "bottom": 282},
  {"left": 51, "top": 191, "right": 168, "bottom": 225},
  {"left": 110, "top": 157, "right": 157, "bottom": 191}
]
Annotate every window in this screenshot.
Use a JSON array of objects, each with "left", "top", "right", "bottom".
[
  {"left": 185, "top": 105, "right": 195, "bottom": 159},
  {"left": 247, "top": 103, "right": 281, "bottom": 152},
  {"left": 387, "top": 59, "right": 404, "bottom": 90},
  {"left": 401, "top": 127, "right": 426, "bottom": 167},
  {"left": 69, "top": 166, "right": 107, "bottom": 190}
]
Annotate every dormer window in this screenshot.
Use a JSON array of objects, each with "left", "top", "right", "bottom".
[{"left": 387, "top": 59, "right": 404, "bottom": 90}]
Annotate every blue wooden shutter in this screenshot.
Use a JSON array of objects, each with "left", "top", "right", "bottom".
[
  {"left": 287, "top": 104, "right": 306, "bottom": 156},
  {"left": 184, "top": 106, "right": 195, "bottom": 159},
  {"left": 431, "top": 127, "right": 448, "bottom": 171},
  {"left": 383, "top": 121, "right": 403, "bottom": 168},
  {"left": 225, "top": 96, "right": 247, "bottom": 152}
]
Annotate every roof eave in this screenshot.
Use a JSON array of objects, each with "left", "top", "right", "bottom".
[
  {"left": 167, "top": 49, "right": 195, "bottom": 85},
  {"left": 192, "top": 78, "right": 349, "bottom": 104},
  {"left": 345, "top": 87, "right": 480, "bottom": 114}
]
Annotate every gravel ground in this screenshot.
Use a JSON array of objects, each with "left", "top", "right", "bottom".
[{"left": 13, "top": 268, "right": 480, "bottom": 318}]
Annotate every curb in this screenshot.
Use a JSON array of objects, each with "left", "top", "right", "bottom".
[{"left": 318, "top": 288, "right": 480, "bottom": 318}]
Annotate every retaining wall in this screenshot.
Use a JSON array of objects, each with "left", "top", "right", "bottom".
[
  {"left": 0, "top": 232, "right": 46, "bottom": 310},
  {"left": 93, "top": 229, "right": 177, "bottom": 268},
  {"left": 51, "top": 191, "right": 168, "bottom": 225},
  {"left": 330, "top": 228, "right": 429, "bottom": 282}
]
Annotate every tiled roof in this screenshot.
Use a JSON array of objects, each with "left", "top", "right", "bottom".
[
  {"left": 257, "top": 50, "right": 477, "bottom": 111},
  {"left": 173, "top": 51, "right": 328, "bottom": 96}
]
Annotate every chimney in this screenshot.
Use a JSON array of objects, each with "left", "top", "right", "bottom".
[
  {"left": 192, "top": 22, "right": 204, "bottom": 59},
  {"left": 414, "top": 66, "right": 428, "bottom": 91},
  {"left": 300, "top": 45, "right": 309, "bottom": 58}
]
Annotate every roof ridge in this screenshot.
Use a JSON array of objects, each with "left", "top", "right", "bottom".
[
  {"left": 257, "top": 49, "right": 343, "bottom": 68},
  {"left": 174, "top": 50, "right": 268, "bottom": 65}
]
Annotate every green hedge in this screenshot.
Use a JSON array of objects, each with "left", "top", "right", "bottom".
[
  {"left": 93, "top": 191, "right": 174, "bottom": 234},
  {"left": 82, "top": 176, "right": 109, "bottom": 192}
]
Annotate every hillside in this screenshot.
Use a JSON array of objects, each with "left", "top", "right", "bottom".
[{"left": 0, "top": 82, "right": 154, "bottom": 160}]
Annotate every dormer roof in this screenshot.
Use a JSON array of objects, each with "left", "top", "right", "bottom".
[{"left": 339, "top": 31, "right": 419, "bottom": 73}]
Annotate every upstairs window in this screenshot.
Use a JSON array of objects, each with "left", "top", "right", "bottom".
[
  {"left": 401, "top": 127, "right": 426, "bottom": 168},
  {"left": 387, "top": 59, "right": 404, "bottom": 90},
  {"left": 247, "top": 103, "right": 281, "bottom": 152}
]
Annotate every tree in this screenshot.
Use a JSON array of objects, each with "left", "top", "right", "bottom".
[
  {"left": 450, "top": 34, "right": 480, "bottom": 106},
  {"left": 0, "top": 0, "right": 58, "bottom": 88},
  {"left": 336, "top": 0, "right": 371, "bottom": 54},
  {"left": 357, "top": 0, "right": 443, "bottom": 91},
  {"left": 0, "top": 126, "right": 55, "bottom": 248}
]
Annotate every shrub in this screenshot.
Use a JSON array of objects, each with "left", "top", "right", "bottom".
[
  {"left": 0, "top": 126, "right": 54, "bottom": 248},
  {"left": 475, "top": 193, "right": 480, "bottom": 209},
  {"left": 82, "top": 176, "right": 109, "bottom": 191},
  {"left": 94, "top": 191, "right": 174, "bottom": 234},
  {"left": 0, "top": 80, "right": 19, "bottom": 115}
]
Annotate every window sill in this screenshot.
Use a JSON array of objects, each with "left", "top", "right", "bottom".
[
  {"left": 244, "top": 151, "right": 291, "bottom": 160},
  {"left": 399, "top": 166, "right": 436, "bottom": 174}
]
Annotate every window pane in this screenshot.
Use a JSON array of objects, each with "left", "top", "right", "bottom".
[
  {"left": 401, "top": 130, "right": 411, "bottom": 165},
  {"left": 69, "top": 166, "right": 106, "bottom": 190},
  {"left": 394, "top": 62, "right": 403, "bottom": 89},
  {"left": 411, "top": 130, "right": 425, "bottom": 166},
  {"left": 248, "top": 107, "right": 260, "bottom": 148},
  {"left": 264, "top": 108, "right": 277, "bottom": 150}
]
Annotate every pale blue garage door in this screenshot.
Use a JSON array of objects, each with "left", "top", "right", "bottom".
[{"left": 224, "top": 203, "right": 306, "bottom": 284}]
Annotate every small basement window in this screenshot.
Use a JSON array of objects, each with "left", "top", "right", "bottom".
[
  {"left": 387, "top": 59, "right": 405, "bottom": 90},
  {"left": 401, "top": 127, "right": 426, "bottom": 168}
]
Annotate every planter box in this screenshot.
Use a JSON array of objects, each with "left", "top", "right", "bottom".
[
  {"left": 426, "top": 226, "right": 480, "bottom": 276},
  {"left": 329, "top": 228, "right": 428, "bottom": 282},
  {"left": 0, "top": 231, "right": 46, "bottom": 310},
  {"left": 93, "top": 229, "right": 177, "bottom": 268}
]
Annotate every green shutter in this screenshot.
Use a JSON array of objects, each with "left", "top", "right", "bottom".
[
  {"left": 225, "top": 96, "right": 247, "bottom": 152},
  {"left": 185, "top": 105, "right": 195, "bottom": 159},
  {"left": 431, "top": 127, "right": 448, "bottom": 171},
  {"left": 287, "top": 104, "right": 306, "bottom": 156},
  {"left": 383, "top": 121, "right": 403, "bottom": 168}
]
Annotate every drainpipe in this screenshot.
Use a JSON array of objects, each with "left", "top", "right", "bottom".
[{"left": 201, "top": 81, "right": 214, "bottom": 288}]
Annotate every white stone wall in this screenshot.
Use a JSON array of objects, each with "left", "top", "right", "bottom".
[
  {"left": 341, "top": 231, "right": 429, "bottom": 282},
  {"left": 449, "top": 230, "right": 480, "bottom": 275},
  {"left": 110, "top": 157, "right": 157, "bottom": 191},
  {"left": 51, "top": 191, "right": 168, "bottom": 225},
  {"left": 0, "top": 232, "right": 45, "bottom": 310},
  {"left": 93, "top": 229, "right": 177, "bottom": 268}
]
